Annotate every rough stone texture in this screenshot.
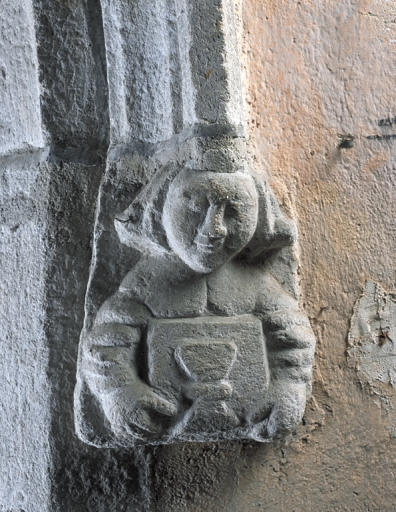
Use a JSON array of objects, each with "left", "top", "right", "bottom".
[
  {"left": 33, "top": 0, "right": 109, "bottom": 161},
  {"left": 188, "top": 0, "right": 245, "bottom": 132},
  {"left": 100, "top": 0, "right": 245, "bottom": 146},
  {"left": 1, "top": 1, "right": 145, "bottom": 510},
  {"left": 0, "top": 0, "right": 44, "bottom": 155},
  {"left": 0, "top": 159, "right": 51, "bottom": 510},
  {"left": 75, "top": 0, "right": 315, "bottom": 448},
  {"left": 0, "top": 3, "right": 48, "bottom": 509},
  {"left": 1, "top": 0, "right": 395, "bottom": 510},
  {"left": 347, "top": 280, "right": 396, "bottom": 438},
  {"left": 75, "top": 142, "right": 315, "bottom": 446},
  {"left": 31, "top": 0, "right": 145, "bottom": 506},
  {"left": 100, "top": 0, "right": 179, "bottom": 144},
  {"left": 44, "top": 162, "right": 147, "bottom": 511}
]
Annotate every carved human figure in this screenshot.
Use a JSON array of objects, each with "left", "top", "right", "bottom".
[{"left": 76, "top": 159, "right": 315, "bottom": 446}]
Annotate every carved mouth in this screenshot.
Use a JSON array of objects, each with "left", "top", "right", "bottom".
[
  {"left": 194, "top": 239, "right": 224, "bottom": 252},
  {"left": 196, "top": 241, "right": 215, "bottom": 249}
]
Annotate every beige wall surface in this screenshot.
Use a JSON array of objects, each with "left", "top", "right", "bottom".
[{"left": 153, "top": 2, "right": 396, "bottom": 510}]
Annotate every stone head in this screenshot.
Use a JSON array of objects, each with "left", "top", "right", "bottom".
[
  {"left": 163, "top": 169, "right": 259, "bottom": 273},
  {"left": 114, "top": 151, "right": 296, "bottom": 271}
]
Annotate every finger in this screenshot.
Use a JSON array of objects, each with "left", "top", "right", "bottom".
[
  {"left": 142, "top": 394, "right": 178, "bottom": 417},
  {"left": 267, "top": 406, "right": 279, "bottom": 438},
  {"left": 129, "top": 408, "right": 162, "bottom": 434}
]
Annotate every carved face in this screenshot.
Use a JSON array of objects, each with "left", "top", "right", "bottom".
[{"left": 163, "top": 170, "right": 258, "bottom": 273}]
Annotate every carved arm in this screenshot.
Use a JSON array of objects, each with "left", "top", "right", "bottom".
[
  {"left": 79, "top": 292, "right": 177, "bottom": 441},
  {"left": 254, "top": 274, "right": 316, "bottom": 437}
]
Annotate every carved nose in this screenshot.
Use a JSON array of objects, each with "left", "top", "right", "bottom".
[{"left": 203, "top": 204, "right": 227, "bottom": 240}]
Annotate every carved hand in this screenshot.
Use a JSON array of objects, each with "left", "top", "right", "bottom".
[
  {"left": 81, "top": 323, "right": 178, "bottom": 442},
  {"left": 104, "top": 382, "right": 178, "bottom": 441},
  {"left": 265, "top": 380, "right": 307, "bottom": 439}
]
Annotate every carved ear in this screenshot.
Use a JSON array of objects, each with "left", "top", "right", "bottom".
[
  {"left": 114, "top": 199, "right": 145, "bottom": 248},
  {"left": 266, "top": 188, "right": 297, "bottom": 248},
  {"left": 242, "top": 173, "right": 296, "bottom": 261}
]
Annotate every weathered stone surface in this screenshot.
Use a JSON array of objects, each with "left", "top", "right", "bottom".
[
  {"left": 100, "top": 0, "right": 179, "bottom": 144},
  {"left": 1, "top": 0, "right": 395, "bottom": 509},
  {"left": 188, "top": 0, "right": 245, "bottom": 132},
  {"left": 33, "top": 0, "right": 109, "bottom": 160},
  {"left": 0, "top": 4, "right": 48, "bottom": 510},
  {"left": 0, "top": 161, "right": 50, "bottom": 510},
  {"left": 347, "top": 280, "right": 396, "bottom": 440},
  {"left": 148, "top": 316, "right": 269, "bottom": 439},
  {"left": 0, "top": 0, "right": 43, "bottom": 155},
  {"left": 1, "top": 1, "right": 144, "bottom": 509},
  {"left": 43, "top": 162, "right": 145, "bottom": 511},
  {"left": 75, "top": 0, "right": 314, "bottom": 448},
  {"left": 100, "top": 0, "right": 245, "bottom": 146},
  {"left": 75, "top": 141, "right": 315, "bottom": 446}
]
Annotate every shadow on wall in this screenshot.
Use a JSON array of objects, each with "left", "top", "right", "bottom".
[{"left": 44, "top": 163, "right": 146, "bottom": 511}]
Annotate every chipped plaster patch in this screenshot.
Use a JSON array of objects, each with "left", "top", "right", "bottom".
[{"left": 348, "top": 280, "right": 396, "bottom": 388}]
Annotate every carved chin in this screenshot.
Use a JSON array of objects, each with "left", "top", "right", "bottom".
[{"left": 180, "top": 251, "right": 228, "bottom": 274}]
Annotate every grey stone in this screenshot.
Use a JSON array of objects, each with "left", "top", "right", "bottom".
[
  {"left": 99, "top": 0, "right": 245, "bottom": 146},
  {"left": 43, "top": 162, "right": 146, "bottom": 511},
  {"left": 13, "top": 0, "right": 395, "bottom": 508},
  {"left": 33, "top": 0, "right": 109, "bottom": 160},
  {"left": 188, "top": 0, "right": 245, "bottom": 132},
  {"left": 0, "top": 162, "right": 50, "bottom": 510},
  {"left": 148, "top": 315, "right": 269, "bottom": 441},
  {"left": 100, "top": 0, "right": 179, "bottom": 144},
  {"left": 0, "top": 1, "right": 147, "bottom": 508},
  {"left": 0, "top": 0, "right": 44, "bottom": 156},
  {"left": 75, "top": 142, "right": 315, "bottom": 446},
  {"left": 73, "top": 0, "right": 315, "bottom": 448}
]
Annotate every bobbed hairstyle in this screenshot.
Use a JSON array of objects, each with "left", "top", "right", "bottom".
[{"left": 114, "top": 160, "right": 296, "bottom": 264}]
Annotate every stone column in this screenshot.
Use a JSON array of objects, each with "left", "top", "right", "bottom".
[{"left": 0, "top": 1, "right": 50, "bottom": 509}]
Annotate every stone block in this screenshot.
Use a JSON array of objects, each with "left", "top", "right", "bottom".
[{"left": 0, "top": 0, "right": 43, "bottom": 155}]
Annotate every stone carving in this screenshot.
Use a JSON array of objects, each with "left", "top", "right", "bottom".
[{"left": 75, "top": 145, "right": 316, "bottom": 446}]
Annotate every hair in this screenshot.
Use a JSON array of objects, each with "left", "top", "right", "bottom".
[{"left": 114, "top": 163, "right": 296, "bottom": 262}]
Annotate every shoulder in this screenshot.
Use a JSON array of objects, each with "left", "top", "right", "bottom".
[
  {"left": 95, "top": 289, "right": 152, "bottom": 326},
  {"left": 255, "top": 271, "right": 300, "bottom": 315}
]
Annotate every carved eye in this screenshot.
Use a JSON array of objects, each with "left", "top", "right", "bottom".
[
  {"left": 187, "top": 200, "right": 201, "bottom": 213},
  {"left": 224, "top": 204, "right": 239, "bottom": 218},
  {"left": 183, "top": 192, "right": 205, "bottom": 213}
]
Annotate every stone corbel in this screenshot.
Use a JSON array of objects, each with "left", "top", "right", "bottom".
[{"left": 74, "top": 0, "right": 315, "bottom": 447}]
